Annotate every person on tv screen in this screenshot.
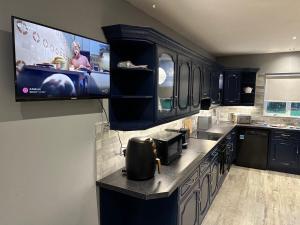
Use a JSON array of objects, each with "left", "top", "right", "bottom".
[{"left": 69, "top": 41, "right": 91, "bottom": 71}]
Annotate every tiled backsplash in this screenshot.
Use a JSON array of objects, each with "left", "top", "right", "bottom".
[{"left": 95, "top": 115, "right": 199, "bottom": 180}]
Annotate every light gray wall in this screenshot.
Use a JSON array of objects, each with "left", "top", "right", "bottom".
[
  {"left": 0, "top": 1, "right": 212, "bottom": 225},
  {"left": 217, "top": 51, "right": 300, "bottom": 74}
]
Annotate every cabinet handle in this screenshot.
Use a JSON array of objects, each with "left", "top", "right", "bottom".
[
  {"left": 297, "top": 146, "right": 299, "bottom": 156},
  {"left": 156, "top": 158, "right": 161, "bottom": 174},
  {"left": 174, "top": 96, "right": 178, "bottom": 109},
  {"left": 281, "top": 134, "right": 290, "bottom": 137}
]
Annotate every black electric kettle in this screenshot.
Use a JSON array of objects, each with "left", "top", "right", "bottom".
[{"left": 124, "top": 137, "right": 161, "bottom": 181}]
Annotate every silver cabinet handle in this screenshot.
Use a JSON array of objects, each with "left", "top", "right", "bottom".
[{"left": 174, "top": 96, "right": 178, "bottom": 109}]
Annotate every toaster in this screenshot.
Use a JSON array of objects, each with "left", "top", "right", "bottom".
[{"left": 234, "top": 114, "right": 251, "bottom": 124}]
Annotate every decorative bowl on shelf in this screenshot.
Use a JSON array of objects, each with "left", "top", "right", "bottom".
[{"left": 243, "top": 86, "right": 253, "bottom": 94}]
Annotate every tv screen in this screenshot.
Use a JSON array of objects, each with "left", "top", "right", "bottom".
[{"left": 12, "top": 16, "right": 110, "bottom": 101}]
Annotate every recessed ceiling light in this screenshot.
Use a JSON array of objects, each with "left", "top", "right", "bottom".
[
  {"left": 152, "top": 4, "right": 156, "bottom": 8},
  {"left": 292, "top": 36, "right": 297, "bottom": 40}
]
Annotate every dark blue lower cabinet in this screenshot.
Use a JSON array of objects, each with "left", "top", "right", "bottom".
[
  {"left": 100, "top": 145, "right": 232, "bottom": 225},
  {"left": 199, "top": 170, "right": 211, "bottom": 224},
  {"left": 100, "top": 188, "right": 179, "bottom": 225},
  {"left": 179, "top": 166, "right": 212, "bottom": 225},
  {"left": 269, "top": 140, "right": 300, "bottom": 174},
  {"left": 179, "top": 187, "right": 199, "bottom": 225},
  {"left": 210, "top": 155, "right": 219, "bottom": 202}
]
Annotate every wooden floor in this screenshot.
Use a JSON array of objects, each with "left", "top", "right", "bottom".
[{"left": 202, "top": 165, "right": 300, "bottom": 225}]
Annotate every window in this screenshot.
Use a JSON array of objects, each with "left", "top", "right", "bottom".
[
  {"left": 264, "top": 74, "right": 300, "bottom": 118},
  {"left": 291, "top": 103, "right": 300, "bottom": 116}
]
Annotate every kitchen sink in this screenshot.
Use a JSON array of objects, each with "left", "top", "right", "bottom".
[{"left": 196, "top": 131, "right": 223, "bottom": 141}]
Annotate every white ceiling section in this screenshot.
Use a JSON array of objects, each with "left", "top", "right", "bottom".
[{"left": 125, "top": 0, "right": 300, "bottom": 56}]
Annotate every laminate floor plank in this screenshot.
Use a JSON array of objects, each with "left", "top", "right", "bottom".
[{"left": 202, "top": 166, "right": 300, "bottom": 225}]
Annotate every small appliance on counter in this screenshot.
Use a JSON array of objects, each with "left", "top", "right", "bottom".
[
  {"left": 228, "top": 112, "right": 236, "bottom": 123},
  {"left": 234, "top": 114, "right": 252, "bottom": 124},
  {"left": 124, "top": 137, "right": 161, "bottom": 181},
  {"left": 200, "top": 98, "right": 211, "bottom": 110},
  {"left": 151, "top": 131, "right": 182, "bottom": 165},
  {"left": 197, "top": 115, "right": 212, "bottom": 130},
  {"left": 165, "top": 128, "right": 190, "bottom": 149}
]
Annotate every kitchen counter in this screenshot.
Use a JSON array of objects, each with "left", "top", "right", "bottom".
[
  {"left": 97, "top": 121, "right": 300, "bottom": 200},
  {"left": 97, "top": 122, "right": 235, "bottom": 200}
]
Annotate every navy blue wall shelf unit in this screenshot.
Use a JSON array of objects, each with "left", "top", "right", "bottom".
[
  {"left": 102, "top": 25, "right": 259, "bottom": 130},
  {"left": 102, "top": 24, "right": 222, "bottom": 130}
]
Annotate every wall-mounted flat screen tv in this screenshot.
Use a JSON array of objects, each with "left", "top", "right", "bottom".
[{"left": 12, "top": 16, "right": 110, "bottom": 101}]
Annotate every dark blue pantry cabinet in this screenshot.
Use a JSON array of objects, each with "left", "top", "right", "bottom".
[{"left": 102, "top": 24, "right": 222, "bottom": 131}]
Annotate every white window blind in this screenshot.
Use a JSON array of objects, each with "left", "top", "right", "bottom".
[
  {"left": 265, "top": 74, "right": 300, "bottom": 101},
  {"left": 264, "top": 74, "right": 300, "bottom": 117}
]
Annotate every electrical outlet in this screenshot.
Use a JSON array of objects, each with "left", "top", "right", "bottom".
[
  {"left": 103, "top": 122, "right": 110, "bottom": 132},
  {"left": 95, "top": 121, "right": 110, "bottom": 137}
]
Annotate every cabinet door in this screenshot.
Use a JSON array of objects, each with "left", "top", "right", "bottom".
[
  {"left": 269, "top": 140, "right": 299, "bottom": 173},
  {"left": 179, "top": 187, "right": 199, "bottom": 225},
  {"left": 198, "top": 172, "right": 210, "bottom": 224},
  {"left": 191, "top": 63, "right": 202, "bottom": 112},
  {"left": 210, "top": 71, "right": 222, "bottom": 105},
  {"left": 157, "top": 47, "right": 177, "bottom": 120},
  {"left": 202, "top": 65, "right": 211, "bottom": 99},
  {"left": 230, "top": 130, "right": 237, "bottom": 164},
  {"left": 210, "top": 155, "right": 219, "bottom": 202},
  {"left": 223, "top": 72, "right": 241, "bottom": 105},
  {"left": 177, "top": 55, "right": 191, "bottom": 115}
]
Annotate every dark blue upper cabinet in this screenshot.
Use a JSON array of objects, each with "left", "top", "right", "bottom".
[
  {"left": 210, "top": 69, "right": 223, "bottom": 105},
  {"left": 157, "top": 46, "right": 177, "bottom": 121},
  {"left": 190, "top": 61, "right": 202, "bottom": 112},
  {"left": 202, "top": 64, "right": 211, "bottom": 99},
  {"left": 223, "top": 71, "right": 241, "bottom": 105},
  {"left": 177, "top": 54, "right": 191, "bottom": 116},
  {"left": 102, "top": 24, "right": 216, "bottom": 130},
  {"left": 223, "top": 68, "right": 258, "bottom": 106}
]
